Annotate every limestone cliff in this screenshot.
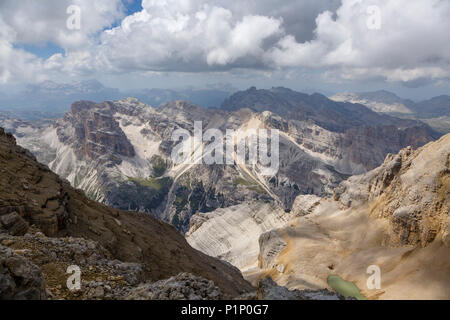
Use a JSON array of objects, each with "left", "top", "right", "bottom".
[{"left": 186, "top": 202, "right": 291, "bottom": 272}]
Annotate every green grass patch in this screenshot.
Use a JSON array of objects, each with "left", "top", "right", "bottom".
[
  {"left": 233, "top": 177, "right": 266, "bottom": 194},
  {"left": 128, "top": 176, "right": 172, "bottom": 191},
  {"left": 233, "top": 177, "right": 254, "bottom": 186}
]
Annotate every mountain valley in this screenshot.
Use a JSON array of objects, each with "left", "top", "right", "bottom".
[{"left": 1, "top": 87, "right": 448, "bottom": 300}]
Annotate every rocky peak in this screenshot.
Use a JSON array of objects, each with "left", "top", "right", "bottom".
[
  {"left": 158, "top": 100, "right": 228, "bottom": 126},
  {"left": 0, "top": 127, "right": 16, "bottom": 144},
  {"left": 221, "top": 87, "right": 437, "bottom": 135},
  {"left": 158, "top": 100, "right": 209, "bottom": 116},
  {"left": 334, "top": 134, "right": 449, "bottom": 247},
  {"left": 113, "top": 97, "right": 154, "bottom": 117},
  {"left": 63, "top": 101, "right": 136, "bottom": 161},
  {"left": 69, "top": 100, "right": 97, "bottom": 115}
]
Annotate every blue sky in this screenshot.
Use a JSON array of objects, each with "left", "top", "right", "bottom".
[
  {"left": 14, "top": 0, "right": 143, "bottom": 61},
  {"left": 124, "top": 0, "right": 143, "bottom": 15},
  {"left": 15, "top": 43, "right": 65, "bottom": 60}
]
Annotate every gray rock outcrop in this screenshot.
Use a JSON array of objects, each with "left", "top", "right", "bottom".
[{"left": 0, "top": 244, "right": 47, "bottom": 300}]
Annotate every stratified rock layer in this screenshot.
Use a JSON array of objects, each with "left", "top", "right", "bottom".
[
  {"left": 186, "top": 202, "right": 292, "bottom": 271},
  {"left": 260, "top": 134, "right": 450, "bottom": 299}
]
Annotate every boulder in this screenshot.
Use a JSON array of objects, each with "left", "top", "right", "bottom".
[
  {"left": 0, "top": 245, "right": 47, "bottom": 300},
  {"left": 0, "top": 212, "right": 28, "bottom": 236}
]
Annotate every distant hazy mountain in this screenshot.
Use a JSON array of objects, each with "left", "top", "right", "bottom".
[
  {"left": 330, "top": 90, "right": 415, "bottom": 114},
  {"left": 221, "top": 87, "right": 430, "bottom": 133},
  {"left": 331, "top": 90, "right": 450, "bottom": 118},
  {"left": 412, "top": 95, "right": 450, "bottom": 118},
  {"left": 0, "top": 80, "right": 122, "bottom": 118},
  {"left": 0, "top": 80, "right": 234, "bottom": 120},
  {"left": 132, "top": 87, "right": 232, "bottom": 109},
  {"left": 330, "top": 90, "right": 450, "bottom": 133}
]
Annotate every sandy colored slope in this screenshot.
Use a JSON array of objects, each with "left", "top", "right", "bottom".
[
  {"left": 266, "top": 135, "right": 450, "bottom": 300},
  {"left": 272, "top": 202, "right": 449, "bottom": 299}
]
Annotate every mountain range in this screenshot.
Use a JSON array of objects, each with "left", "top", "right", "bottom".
[
  {"left": 0, "top": 85, "right": 448, "bottom": 300},
  {"left": 0, "top": 87, "right": 439, "bottom": 234},
  {"left": 0, "top": 118, "right": 355, "bottom": 301},
  {"left": 330, "top": 90, "right": 450, "bottom": 134}
]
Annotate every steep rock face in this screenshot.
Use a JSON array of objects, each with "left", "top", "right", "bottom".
[
  {"left": 61, "top": 100, "right": 136, "bottom": 161},
  {"left": 291, "top": 195, "right": 322, "bottom": 217},
  {"left": 186, "top": 202, "right": 292, "bottom": 271},
  {"left": 67, "top": 101, "right": 135, "bottom": 159},
  {"left": 339, "top": 125, "right": 435, "bottom": 170},
  {"left": 0, "top": 127, "right": 253, "bottom": 297},
  {"left": 257, "top": 135, "right": 449, "bottom": 299},
  {"left": 334, "top": 134, "right": 450, "bottom": 247},
  {"left": 258, "top": 231, "right": 287, "bottom": 270}
]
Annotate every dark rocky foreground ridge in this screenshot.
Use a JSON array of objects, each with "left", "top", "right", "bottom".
[
  {"left": 0, "top": 127, "right": 350, "bottom": 300},
  {"left": 0, "top": 127, "right": 254, "bottom": 299}
]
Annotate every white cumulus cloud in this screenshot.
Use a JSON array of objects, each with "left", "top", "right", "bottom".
[
  {"left": 1, "top": 0, "right": 449, "bottom": 86},
  {"left": 267, "top": 0, "right": 450, "bottom": 83}
]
